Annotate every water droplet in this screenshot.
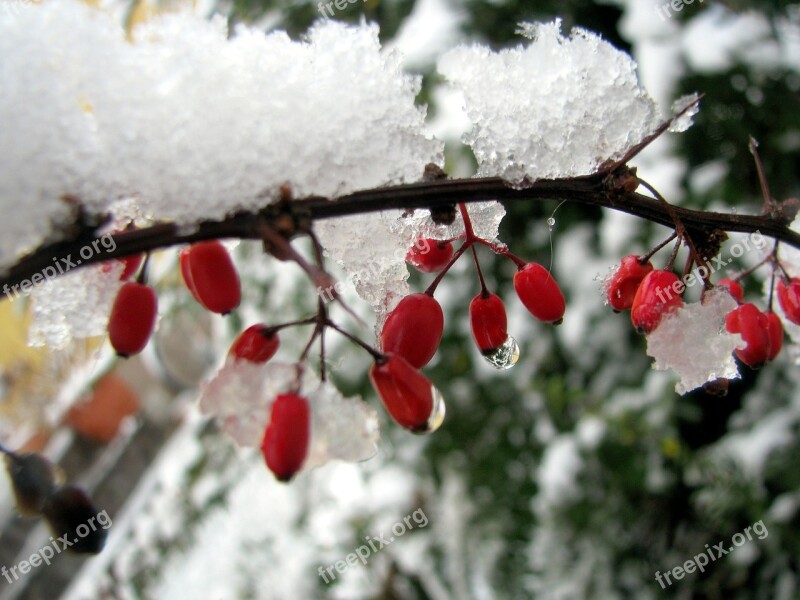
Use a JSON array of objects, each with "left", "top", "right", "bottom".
[
  {"left": 481, "top": 336, "right": 520, "bottom": 370},
  {"left": 546, "top": 217, "right": 556, "bottom": 231},
  {"left": 414, "top": 385, "right": 446, "bottom": 434}
]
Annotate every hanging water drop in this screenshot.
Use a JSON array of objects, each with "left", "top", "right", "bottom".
[
  {"left": 415, "top": 385, "right": 446, "bottom": 434},
  {"left": 546, "top": 217, "right": 556, "bottom": 231},
  {"left": 481, "top": 335, "right": 520, "bottom": 370}
]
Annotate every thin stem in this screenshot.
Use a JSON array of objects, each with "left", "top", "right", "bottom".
[
  {"left": 318, "top": 298, "right": 327, "bottom": 382},
  {"left": 424, "top": 240, "right": 470, "bottom": 296},
  {"left": 639, "top": 231, "right": 678, "bottom": 264},
  {"left": 265, "top": 315, "right": 319, "bottom": 335},
  {"left": 666, "top": 236, "right": 682, "bottom": 271},
  {"left": 732, "top": 253, "right": 774, "bottom": 282},
  {"left": 471, "top": 246, "right": 488, "bottom": 296},
  {"left": 749, "top": 136, "right": 772, "bottom": 214},
  {"left": 768, "top": 266, "right": 776, "bottom": 313},
  {"left": 324, "top": 318, "right": 385, "bottom": 361},
  {"left": 136, "top": 252, "right": 152, "bottom": 286},
  {"left": 458, "top": 203, "right": 476, "bottom": 242}
]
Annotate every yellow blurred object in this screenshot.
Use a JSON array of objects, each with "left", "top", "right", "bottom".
[
  {"left": 125, "top": 0, "right": 199, "bottom": 40},
  {"left": 0, "top": 301, "right": 106, "bottom": 431}
]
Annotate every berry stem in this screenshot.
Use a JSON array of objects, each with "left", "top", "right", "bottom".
[
  {"left": 749, "top": 136, "right": 774, "bottom": 214},
  {"left": 470, "top": 246, "right": 488, "bottom": 296},
  {"left": 318, "top": 299, "right": 328, "bottom": 382},
  {"left": 136, "top": 252, "right": 152, "bottom": 285},
  {"left": 474, "top": 238, "right": 527, "bottom": 268},
  {"left": 666, "top": 236, "right": 682, "bottom": 271},
  {"left": 768, "top": 267, "right": 776, "bottom": 312},
  {"left": 323, "top": 318, "right": 385, "bottom": 362},
  {"left": 638, "top": 231, "right": 678, "bottom": 264},
  {"left": 458, "top": 203, "right": 476, "bottom": 242},
  {"left": 424, "top": 241, "right": 470, "bottom": 296},
  {"left": 732, "top": 252, "right": 775, "bottom": 282}
]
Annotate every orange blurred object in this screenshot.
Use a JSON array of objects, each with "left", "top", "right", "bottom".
[{"left": 65, "top": 374, "right": 140, "bottom": 443}]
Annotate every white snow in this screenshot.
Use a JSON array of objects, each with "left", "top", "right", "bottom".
[
  {"left": 646, "top": 288, "right": 742, "bottom": 394},
  {"left": 438, "top": 19, "right": 661, "bottom": 183},
  {"left": 0, "top": 1, "right": 442, "bottom": 271},
  {"left": 198, "top": 361, "right": 379, "bottom": 470}
]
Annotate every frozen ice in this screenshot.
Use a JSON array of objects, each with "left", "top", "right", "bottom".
[
  {"left": 198, "top": 361, "right": 379, "bottom": 469},
  {"left": 646, "top": 288, "right": 743, "bottom": 394},
  {"left": 28, "top": 264, "right": 127, "bottom": 349},
  {"left": 0, "top": 2, "right": 442, "bottom": 272},
  {"left": 438, "top": 19, "right": 661, "bottom": 183},
  {"left": 668, "top": 93, "right": 700, "bottom": 133}
]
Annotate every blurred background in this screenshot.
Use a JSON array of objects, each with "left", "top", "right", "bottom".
[{"left": 0, "top": 0, "right": 799, "bottom": 598}]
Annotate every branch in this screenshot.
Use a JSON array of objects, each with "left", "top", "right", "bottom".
[{"left": 1, "top": 167, "right": 797, "bottom": 293}]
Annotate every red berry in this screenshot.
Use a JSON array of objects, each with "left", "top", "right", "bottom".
[
  {"left": 765, "top": 312, "right": 783, "bottom": 361},
  {"left": 381, "top": 293, "right": 443, "bottom": 368},
  {"left": 102, "top": 254, "right": 143, "bottom": 281},
  {"left": 718, "top": 278, "right": 744, "bottom": 303},
  {"left": 369, "top": 354, "right": 445, "bottom": 433},
  {"left": 260, "top": 393, "right": 310, "bottom": 482},
  {"left": 179, "top": 247, "right": 201, "bottom": 303},
  {"left": 182, "top": 241, "right": 241, "bottom": 314},
  {"left": 725, "top": 303, "right": 771, "bottom": 368},
  {"left": 228, "top": 324, "right": 280, "bottom": 363},
  {"left": 630, "top": 270, "right": 684, "bottom": 334},
  {"left": 606, "top": 255, "right": 653, "bottom": 311},
  {"left": 777, "top": 277, "right": 800, "bottom": 325},
  {"left": 513, "top": 262, "right": 565, "bottom": 324},
  {"left": 108, "top": 281, "right": 158, "bottom": 357},
  {"left": 470, "top": 292, "right": 508, "bottom": 353},
  {"left": 406, "top": 238, "right": 454, "bottom": 273}
]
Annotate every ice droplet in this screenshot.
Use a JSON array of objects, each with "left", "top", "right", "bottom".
[
  {"left": 546, "top": 217, "right": 556, "bottom": 231},
  {"left": 415, "top": 385, "right": 446, "bottom": 434},
  {"left": 668, "top": 93, "right": 700, "bottom": 133},
  {"left": 481, "top": 335, "right": 520, "bottom": 370}
]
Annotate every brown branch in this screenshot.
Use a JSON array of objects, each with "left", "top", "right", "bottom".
[{"left": 1, "top": 168, "right": 798, "bottom": 294}]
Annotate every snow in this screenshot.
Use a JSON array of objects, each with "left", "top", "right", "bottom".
[
  {"left": 438, "top": 19, "right": 661, "bottom": 183},
  {"left": 536, "top": 435, "right": 582, "bottom": 508},
  {"left": 198, "top": 361, "right": 379, "bottom": 470},
  {"left": 683, "top": 4, "right": 800, "bottom": 73},
  {"left": 0, "top": 1, "right": 442, "bottom": 271},
  {"left": 668, "top": 93, "right": 701, "bottom": 133},
  {"left": 646, "top": 288, "right": 742, "bottom": 394}
]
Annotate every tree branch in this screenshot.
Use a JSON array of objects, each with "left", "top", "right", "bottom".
[{"left": 1, "top": 167, "right": 797, "bottom": 293}]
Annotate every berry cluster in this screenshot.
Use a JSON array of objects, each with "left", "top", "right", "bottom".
[
  {"left": 605, "top": 241, "right": 791, "bottom": 373},
  {"left": 372, "top": 205, "right": 565, "bottom": 433}
]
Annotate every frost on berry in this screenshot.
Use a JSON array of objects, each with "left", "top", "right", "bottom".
[
  {"left": 646, "top": 289, "right": 743, "bottom": 394},
  {"left": 199, "top": 362, "right": 379, "bottom": 470}
]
